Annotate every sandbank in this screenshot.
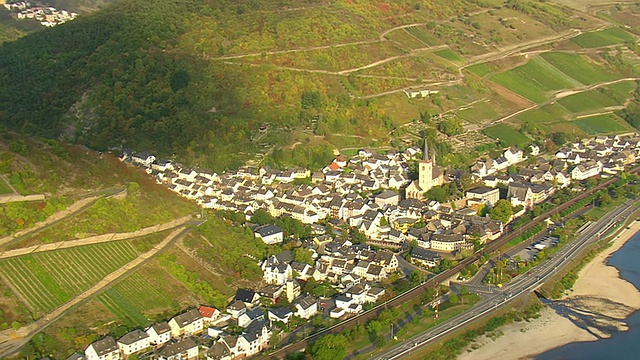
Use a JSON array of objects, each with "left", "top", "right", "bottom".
[{"left": 459, "top": 220, "right": 640, "bottom": 360}]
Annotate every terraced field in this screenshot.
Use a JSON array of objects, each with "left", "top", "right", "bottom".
[
  {"left": 571, "top": 27, "right": 635, "bottom": 48},
  {"left": 482, "top": 124, "right": 530, "bottom": 146},
  {"left": 0, "top": 241, "right": 138, "bottom": 315},
  {"left": 97, "top": 273, "right": 174, "bottom": 327},
  {"left": 573, "top": 113, "right": 633, "bottom": 134}
]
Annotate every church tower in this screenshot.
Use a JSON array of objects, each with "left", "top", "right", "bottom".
[{"left": 418, "top": 140, "right": 434, "bottom": 190}]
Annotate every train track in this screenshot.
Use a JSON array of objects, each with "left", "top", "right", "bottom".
[{"left": 265, "top": 169, "right": 637, "bottom": 359}]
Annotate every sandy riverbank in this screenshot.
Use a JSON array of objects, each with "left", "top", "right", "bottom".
[{"left": 458, "top": 220, "right": 640, "bottom": 360}]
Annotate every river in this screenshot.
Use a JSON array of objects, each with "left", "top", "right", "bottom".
[{"left": 537, "top": 230, "right": 640, "bottom": 360}]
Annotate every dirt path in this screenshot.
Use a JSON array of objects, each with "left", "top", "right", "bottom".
[
  {"left": 0, "top": 215, "right": 193, "bottom": 259},
  {"left": 0, "top": 224, "right": 200, "bottom": 357}
]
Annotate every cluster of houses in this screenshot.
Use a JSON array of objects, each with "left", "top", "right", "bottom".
[
  {"left": 3, "top": 1, "right": 78, "bottom": 27},
  {"left": 73, "top": 300, "right": 270, "bottom": 360},
  {"left": 105, "top": 133, "right": 640, "bottom": 359}
]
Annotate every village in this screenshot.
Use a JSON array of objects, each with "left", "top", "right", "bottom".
[
  {"left": 73, "top": 133, "right": 640, "bottom": 360},
  {"left": 2, "top": 1, "right": 78, "bottom": 27}
]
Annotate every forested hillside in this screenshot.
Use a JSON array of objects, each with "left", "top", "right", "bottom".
[
  {"left": 0, "top": 0, "right": 502, "bottom": 171},
  {"left": 0, "top": 0, "right": 631, "bottom": 172}
]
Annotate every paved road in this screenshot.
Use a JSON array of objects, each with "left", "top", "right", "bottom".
[{"left": 375, "top": 200, "right": 636, "bottom": 359}]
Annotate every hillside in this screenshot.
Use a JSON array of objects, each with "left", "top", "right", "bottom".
[{"left": 0, "top": 0, "right": 618, "bottom": 172}]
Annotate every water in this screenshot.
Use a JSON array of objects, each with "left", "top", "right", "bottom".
[{"left": 537, "top": 231, "right": 640, "bottom": 360}]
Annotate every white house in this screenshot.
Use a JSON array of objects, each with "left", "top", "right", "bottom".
[
  {"left": 198, "top": 305, "right": 221, "bottom": 325},
  {"left": 118, "top": 329, "right": 150, "bottom": 356},
  {"left": 571, "top": 161, "right": 603, "bottom": 180},
  {"left": 267, "top": 307, "right": 293, "bottom": 324},
  {"left": 131, "top": 152, "right": 156, "bottom": 167},
  {"left": 146, "top": 322, "right": 172, "bottom": 346},
  {"left": 168, "top": 309, "right": 204, "bottom": 338},
  {"left": 504, "top": 147, "right": 524, "bottom": 165},
  {"left": 85, "top": 337, "right": 120, "bottom": 360},
  {"left": 294, "top": 295, "right": 318, "bottom": 319},
  {"left": 254, "top": 224, "right": 284, "bottom": 245}
]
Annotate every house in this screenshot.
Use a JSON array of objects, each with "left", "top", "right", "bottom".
[
  {"left": 571, "top": 160, "right": 603, "bottom": 180},
  {"left": 254, "top": 224, "right": 284, "bottom": 244},
  {"left": 157, "top": 338, "right": 199, "bottom": 360},
  {"left": 430, "top": 233, "right": 468, "bottom": 252},
  {"left": 365, "top": 264, "right": 387, "bottom": 281},
  {"left": 168, "top": 309, "right": 204, "bottom": 338},
  {"left": 504, "top": 147, "right": 524, "bottom": 165},
  {"left": 198, "top": 306, "right": 221, "bottom": 325},
  {"left": 118, "top": 329, "right": 150, "bottom": 356},
  {"left": 146, "top": 322, "right": 172, "bottom": 346},
  {"left": 507, "top": 182, "right": 534, "bottom": 210},
  {"left": 235, "top": 289, "right": 260, "bottom": 306},
  {"left": 85, "top": 337, "right": 120, "bottom": 360},
  {"left": 205, "top": 341, "right": 232, "bottom": 360},
  {"left": 226, "top": 300, "right": 247, "bottom": 319},
  {"left": 410, "top": 247, "right": 442, "bottom": 268},
  {"left": 466, "top": 187, "right": 500, "bottom": 207},
  {"left": 294, "top": 295, "right": 319, "bottom": 319},
  {"left": 238, "top": 307, "right": 265, "bottom": 328},
  {"left": 268, "top": 307, "right": 293, "bottom": 324},
  {"left": 131, "top": 152, "right": 156, "bottom": 166},
  {"left": 262, "top": 261, "right": 292, "bottom": 285},
  {"left": 373, "top": 250, "right": 398, "bottom": 273}
]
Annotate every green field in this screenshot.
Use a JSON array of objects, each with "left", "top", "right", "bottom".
[
  {"left": 573, "top": 113, "right": 632, "bottom": 134},
  {"left": 0, "top": 177, "right": 13, "bottom": 194},
  {"left": 457, "top": 102, "right": 500, "bottom": 123},
  {"left": 482, "top": 124, "right": 530, "bottom": 146},
  {"left": 404, "top": 26, "right": 439, "bottom": 46},
  {"left": 0, "top": 241, "right": 138, "bottom": 315},
  {"left": 517, "top": 103, "right": 572, "bottom": 124},
  {"left": 491, "top": 57, "right": 580, "bottom": 103},
  {"left": 97, "top": 272, "right": 175, "bottom": 327},
  {"left": 571, "top": 27, "right": 635, "bottom": 48},
  {"left": 557, "top": 90, "right": 619, "bottom": 113},
  {"left": 467, "top": 63, "right": 493, "bottom": 77},
  {"left": 540, "top": 52, "right": 617, "bottom": 85},
  {"left": 434, "top": 49, "right": 465, "bottom": 65}
]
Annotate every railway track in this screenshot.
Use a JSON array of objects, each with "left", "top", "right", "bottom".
[{"left": 265, "top": 169, "right": 637, "bottom": 359}]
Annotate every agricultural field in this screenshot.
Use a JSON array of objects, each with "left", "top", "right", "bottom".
[
  {"left": 457, "top": 101, "right": 500, "bottom": 124},
  {"left": 491, "top": 56, "right": 580, "bottom": 103},
  {"left": 434, "top": 49, "right": 465, "bottom": 65},
  {"left": 482, "top": 123, "right": 530, "bottom": 146},
  {"left": 97, "top": 270, "right": 180, "bottom": 328},
  {"left": 0, "top": 241, "right": 138, "bottom": 315},
  {"left": 571, "top": 27, "right": 635, "bottom": 48},
  {"left": 404, "top": 26, "right": 440, "bottom": 46},
  {"left": 384, "top": 28, "right": 428, "bottom": 50},
  {"left": 573, "top": 113, "right": 634, "bottom": 134},
  {"left": 482, "top": 124, "right": 531, "bottom": 146},
  {"left": 557, "top": 89, "right": 620, "bottom": 113},
  {"left": 540, "top": 52, "right": 618, "bottom": 85},
  {"left": 356, "top": 51, "right": 458, "bottom": 80},
  {"left": 0, "top": 176, "right": 14, "bottom": 194},
  {"left": 517, "top": 103, "right": 572, "bottom": 124}
]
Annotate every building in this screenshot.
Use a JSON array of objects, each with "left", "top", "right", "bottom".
[
  {"left": 118, "top": 329, "right": 150, "bottom": 356},
  {"left": 466, "top": 187, "right": 500, "bottom": 207},
  {"left": 571, "top": 160, "right": 603, "bottom": 180},
  {"left": 168, "top": 309, "right": 204, "bottom": 337},
  {"left": 294, "top": 295, "right": 318, "bottom": 319},
  {"left": 405, "top": 141, "right": 444, "bottom": 200},
  {"left": 85, "top": 337, "right": 120, "bottom": 360},
  {"left": 254, "top": 224, "right": 284, "bottom": 244},
  {"left": 157, "top": 338, "right": 199, "bottom": 360},
  {"left": 146, "top": 322, "right": 172, "bottom": 346},
  {"left": 410, "top": 247, "right": 442, "bottom": 268}
]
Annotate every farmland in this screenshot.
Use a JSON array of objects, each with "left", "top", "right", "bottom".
[
  {"left": 0, "top": 177, "right": 14, "bottom": 194},
  {"left": 539, "top": 52, "right": 618, "bottom": 85},
  {"left": 491, "top": 56, "right": 580, "bottom": 103},
  {"left": 558, "top": 89, "right": 620, "bottom": 113},
  {"left": 0, "top": 241, "right": 138, "bottom": 315},
  {"left": 571, "top": 27, "right": 635, "bottom": 48},
  {"left": 573, "top": 113, "right": 633, "bottom": 134},
  {"left": 482, "top": 124, "right": 530, "bottom": 146}
]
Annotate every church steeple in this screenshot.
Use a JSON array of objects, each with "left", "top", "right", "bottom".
[{"left": 423, "top": 139, "right": 429, "bottom": 161}]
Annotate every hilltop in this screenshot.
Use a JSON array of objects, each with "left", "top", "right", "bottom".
[{"left": 1, "top": 0, "right": 635, "bottom": 173}]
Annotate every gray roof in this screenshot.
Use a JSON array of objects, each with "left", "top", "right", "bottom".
[
  {"left": 118, "top": 329, "right": 149, "bottom": 345},
  {"left": 151, "top": 321, "right": 171, "bottom": 334},
  {"left": 87, "top": 337, "right": 118, "bottom": 356},
  {"left": 158, "top": 338, "right": 198, "bottom": 357},
  {"left": 172, "top": 308, "right": 202, "bottom": 327},
  {"left": 255, "top": 224, "right": 282, "bottom": 237}
]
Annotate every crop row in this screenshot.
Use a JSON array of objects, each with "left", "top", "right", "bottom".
[
  {"left": 99, "top": 288, "right": 150, "bottom": 327},
  {"left": 0, "top": 241, "right": 138, "bottom": 316}
]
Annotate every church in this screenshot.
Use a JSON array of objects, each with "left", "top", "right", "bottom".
[{"left": 405, "top": 141, "right": 445, "bottom": 200}]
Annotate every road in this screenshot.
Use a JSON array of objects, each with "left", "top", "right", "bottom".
[{"left": 375, "top": 200, "right": 637, "bottom": 359}]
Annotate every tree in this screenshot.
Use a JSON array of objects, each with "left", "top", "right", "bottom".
[
  {"left": 425, "top": 186, "right": 448, "bottom": 203},
  {"left": 448, "top": 294, "right": 459, "bottom": 305},
  {"left": 251, "top": 209, "right": 273, "bottom": 225},
  {"left": 293, "top": 247, "right": 314, "bottom": 265},
  {"left": 490, "top": 199, "right": 513, "bottom": 224},
  {"left": 438, "top": 117, "right": 463, "bottom": 136}
]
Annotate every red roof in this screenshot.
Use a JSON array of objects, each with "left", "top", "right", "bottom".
[
  {"left": 198, "top": 306, "right": 218, "bottom": 318},
  {"left": 328, "top": 162, "right": 340, "bottom": 171}
]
